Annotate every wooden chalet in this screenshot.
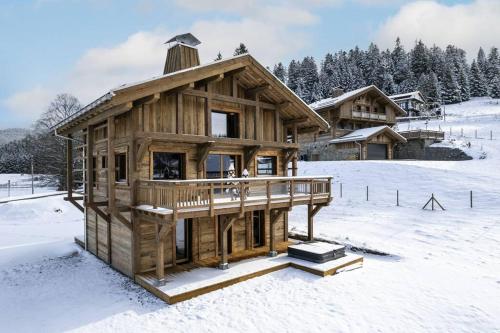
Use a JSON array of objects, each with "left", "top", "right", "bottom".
[
  {"left": 299, "top": 85, "right": 407, "bottom": 160},
  {"left": 389, "top": 91, "right": 427, "bottom": 117},
  {"left": 53, "top": 33, "right": 331, "bottom": 285}
]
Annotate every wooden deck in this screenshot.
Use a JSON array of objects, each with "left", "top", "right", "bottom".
[{"left": 135, "top": 253, "right": 363, "bottom": 304}]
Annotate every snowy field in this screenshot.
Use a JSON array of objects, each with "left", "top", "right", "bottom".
[
  {"left": 0, "top": 98, "right": 499, "bottom": 332},
  {"left": 0, "top": 173, "right": 57, "bottom": 199}
]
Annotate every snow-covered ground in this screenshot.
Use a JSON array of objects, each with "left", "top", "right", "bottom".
[
  {"left": 0, "top": 173, "right": 57, "bottom": 199},
  {"left": 0, "top": 98, "right": 499, "bottom": 332}
]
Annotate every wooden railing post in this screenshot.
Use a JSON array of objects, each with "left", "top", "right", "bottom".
[
  {"left": 289, "top": 179, "right": 294, "bottom": 207},
  {"left": 310, "top": 179, "right": 314, "bottom": 205},
  {"left": 239, "top": 182, "right": 245, "bottom": 217},
  {"left": 152, "top": 183, "right": 157, "bottom": 209},
  {"left": 209, "top": 183, "right": 215, "bottom": 217},
  {"left": 266, "top": 180, "right": 271, "bottom": 210},
  {"left": 172, "top": 187, "right": 178, "bottom": 221}
]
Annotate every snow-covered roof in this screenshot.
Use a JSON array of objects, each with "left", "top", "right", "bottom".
[
  {"left": 329, "top": 125, "right": 406, "bottom": 144},
  {"left": 309, "top": 86, "right": 370, "bottom": 110},
  {"left": 309, "top": 85, "right": 406, "bottom": 117},
  {"left": 389, "top": 91, "right": 426, "bottom": 103}
]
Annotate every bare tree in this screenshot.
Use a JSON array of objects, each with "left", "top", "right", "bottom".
[{"left": 34, "top": 93, "right": 81, "bottom": 133}]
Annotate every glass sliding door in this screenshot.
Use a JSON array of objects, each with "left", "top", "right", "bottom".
[
  {"left": 176, "top": 218, "right": 191, "bottom": 264},
  {"left": 206, "top": 154, "right": 240, "bottom": 195}
]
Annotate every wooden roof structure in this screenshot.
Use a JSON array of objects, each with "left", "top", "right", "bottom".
[{"left": 53, "top": 54, "right": 329, "bottom": 135}]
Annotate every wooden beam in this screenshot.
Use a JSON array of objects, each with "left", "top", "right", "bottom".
[
  {"left": 68, "top": 198, "right": 84, "bottom": 212},
  {"left": 197, "top": 141, "right": 215, "bottom": 172},
  {"left": 297, "top": 126, "right": 320, "bottom": 135},
  {"left": 165, "top": 82, "right": 194, "bottom": 96},
  {"left": 107, "top": 116, "right": 116, "bottom": 213},
  {"left": 133, "top": 93, "right": 160, "bottom": 107},
  {"left": 274, "top": 109, "right": 280, "bottom": 142},
  {"left": 254, "top": 94, "right": 262, "bottom": 141},
  {"left": 219, "top": 215, "right": 238, "bottom": 269},
  {"left": 86, "top": 125, "right": 94, "bottom": 205},
  {"left": 183, "top": 89, "right": 276, "bottom": 110},
  {"left": 246, "top": 84, "right": 269, "bottom": 96},
  {"left": 269, "top": 208, "right": 286, "bottom": 255},
  {"left": 158, "top": 223, "right": 172, "bottom": 241},
  {"left": 136, "top": 138, "right": 152, "bottom": 171},
  {"left": 110, "top": 209, "right": 132, "bottom": 231},
  {"left": 88, "top": 102, "right": 133, "bottom": 127},
  {"left": 195, "top": 74, "right": 224, "bottom": 88},
  {"left": 278, "top": 101, "right": 291, "bottom": 112},
  {"left": 66, "top": 135, "right": 73, "bottom": 200},
  {"left": 307, "top": 204, "right": 314, "bottom": 241},
  {"left": 177, "top": 93, "right": 183, "bottom": 134},
  {"left": 205, "top": 91, "right": 212, "bottom": 136},
  {"left": 156, "top": 223, "right": 165, "bottom": 280},
  {"left": 244, "top": 145, "right": 262, "bottom": 170},
  {"left": 283, "top": 117, "right": 308, "bottom": 126},
  {"left": 224, "top": 66, "right": 247, "bottom": 77}
]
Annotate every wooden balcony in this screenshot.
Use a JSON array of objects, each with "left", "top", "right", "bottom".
[
  {"left": 352, "top": 110, "right": 387, "bottom": 121},
  {"left": 134, "top": 176, "right": 332, "bottom": 220},
  {"left": 398, "top": 130, "right": 445, "bottom": 141}
]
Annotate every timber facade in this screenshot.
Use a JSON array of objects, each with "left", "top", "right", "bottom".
[
  {"left": 299, "top": 86, "right": 407, "bottom": 161},
  {"left": 55, "top": 34, "right": 331, "bottom": 284}
]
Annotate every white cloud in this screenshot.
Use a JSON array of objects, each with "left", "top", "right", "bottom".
[
  {"left": 375, "top": 0, "right": 500, "bottom": 58},
  {"left": 3, "top": 86, "right": 54, "bottom": 123}
]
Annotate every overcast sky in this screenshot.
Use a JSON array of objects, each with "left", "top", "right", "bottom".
[{"left": 1, "top": 0, "right": 499, "bottom": 129}]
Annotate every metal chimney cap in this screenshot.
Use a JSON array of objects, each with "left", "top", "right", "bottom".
[{"left": 165, "top": 33, "right": 201, "bottom": 47}]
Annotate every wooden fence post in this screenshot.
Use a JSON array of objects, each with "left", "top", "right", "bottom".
[
  {"left": 366, "top": 186, "right": 369, "bottom": 201},
  {"left": 470, "top": 190, "right": 473, "bottom": 208},
  {"left": 397, "top": 189, "right": 399, "bottom": 207},
  {"left": 7, "top": 180, "right": 10, "bottom": 197},
  {"left": 340, "top": 183, "right": 343, "bottom": 198}
]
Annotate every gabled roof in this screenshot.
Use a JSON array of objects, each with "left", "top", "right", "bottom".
[
  {"left": 53, "top": 54, "right": 329, "bottom": 133},
  {"left": 309, "top": 85, "right": 407, "bottom": 117},
  {"left": 329, "top": 125, "right": 407, "bottom": 144},
  {"left": 389, "top": 91, "right": 426, "bottom": 103},
  {"left": 165, "top": 33, "right": 201, "bottom": 47}
]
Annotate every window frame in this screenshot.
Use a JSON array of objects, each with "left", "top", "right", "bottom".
[
  {"left": 211, "top": 110, "right": 239, "bottom": 138},
  {"left": 151, "top": 151, "right": 185, "bottom": 181},
  {"left": 256, "top": 155, "right": 277, "bottom": 176},
  {"left": 114, "top": 152, "right": 128, "bottom": 184}
]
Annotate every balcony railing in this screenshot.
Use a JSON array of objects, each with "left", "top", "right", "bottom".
[
  {"left": 135, "top": 176, "right": 332, "bottom": 218},
  {"left": 352, "top": 110, "right": 387, "bottom": 121},
  {"left": 398, "top": 130, "right": 445, "bottom": 140}
]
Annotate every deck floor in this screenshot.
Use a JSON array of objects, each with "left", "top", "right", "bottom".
[{"left": 135, "top": 253, "right": 363, "bottom": 304}]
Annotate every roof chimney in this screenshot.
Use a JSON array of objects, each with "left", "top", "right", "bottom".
[
  {"left": 331, "top": 87, "right": 344, "bottom": 98},
  {"left": 164, "top": 33, "right": 201, "bottom": 74}
]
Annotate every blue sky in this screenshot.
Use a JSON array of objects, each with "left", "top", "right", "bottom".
[{"left": 1, "top": 0, "right": 497, "bottom": 129}]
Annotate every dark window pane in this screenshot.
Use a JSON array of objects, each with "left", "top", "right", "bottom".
[
  {"left": 211, "top": 111, "right": 238, "bottom": 138},
  {"left": 206, "top": 154, "right": 221, "bottom": 179},
  {"left": 257, "top": 156, "right": 276, "bottom": 176},
  {"left": 152, "top": 152, "right": 183, "bottom": 180},
  {"left": 253, "top": 210, "right": 265, "bottom": 247},
  {"left": 115, "top": 153, "right": 127, "bottom": 182}
]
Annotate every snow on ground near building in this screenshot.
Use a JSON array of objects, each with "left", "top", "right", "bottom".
[
  {"left": 0, "top": 173, "right": 58, "bottom": 199},
  {"left": 0, "top": 98, "right": 499, "bottom": 332}
]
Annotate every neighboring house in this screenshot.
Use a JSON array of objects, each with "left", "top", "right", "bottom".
[
  {"left": 52, "top": 34, "right": 331, "bottom": 289},
  {"left": 389, "top": 91, "right": 427, "bottom": 117},
  {"left": 300, "top": 85, "right": 407, "bottom": 161}
]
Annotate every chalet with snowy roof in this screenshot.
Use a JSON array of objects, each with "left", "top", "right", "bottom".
[
  {"left": 389, "top": 91, "right": 427, "bottom": 117},
  {"left": 300, "top": 85, "right": 407, "bottom": 160},
  {"left": 51, "top": 33, "right": 364, "bottom": 303}
]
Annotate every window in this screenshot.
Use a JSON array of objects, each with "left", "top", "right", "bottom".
[
  {"left": 115, "top": 153, "right": 127, "bottom": 182},
  {"left": 206, "top": 154, "right": 239, "bottom": 179},
  {"left": 211, "top": 111, "right": 239, "bottom": 138},
  {"left": 356, "top": 105, "right": 361, "bottom": 111},
  {"left": 253, "top": 210, "right": 265, "bottom": 247},
  {"left": 101, "top": 156, "right": 107, "bottom": 169},
  {"left": 257, "top": 156, "right": 277, "bottom": 176},
  {"left": 152, "top": 152, "right": 184, "bottom": 180}
]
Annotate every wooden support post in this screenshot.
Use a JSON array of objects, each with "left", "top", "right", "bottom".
[
  {"left": 269, "top": 209, "right": 284, "bottom": 257},
  {"left": 254, "top": 93, "right": 262, "bottom": 141},
  {"left": 289, "top": 179, "right": 295, "bottom": 208},
  {"left": 171, "top": 221, "right": 176, "bottom": 267},
  {"left": 292, "top": 152, "right": 298, "bottom": 176},
  {"left": 87, "top": 125, "right": 94, "bottom": 205},
  {"left": 205, "top": 88, "right": 212, "bottom": 136},
  {"left": 177, "top": 93, "right": 183, "bottom": 134},
  {"left": 266, "top": 181, "right": 271, "bottom": 211},
  {"left": 307, "top": 204, "right": 314, "bottom": 241},
  {"left": 66, "top": 135, "right": 73, "bottom": 200},
  {"left": 107, "top": 116, "right": 116, "bottom": 213},
  {"left": 156, "top": 223, "right": 165, "bottom": 281},
  {"left": 209, "top": 183, "right": 215, "bottom": 217},
  {"left": 218, "top": 215, "right": 237, "bottom": 270},
  {"left": 274, "top": 109, "right": 280, "bottom": 142}
]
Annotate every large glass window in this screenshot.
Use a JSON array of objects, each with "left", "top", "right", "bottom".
[
  {"left": 152, "top": 152, "right": 184, "bottom": 180},
  {"left": 211, "top": 111, "right": 239, "bottom": 138},
  {"left": 257, "top": 156, "right": 277, "bottom": 176},
  {"left": 206, "top": 154, "right": 239, "bottom": 179},
  {"left": 253, "top": 210, "right": 265, "bottom": 247}
]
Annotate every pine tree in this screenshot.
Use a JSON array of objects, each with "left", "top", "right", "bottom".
[
  {"left": 418, "top": 72, "right": 441, "bottom": 105},
  {"left": 299, "top": 56, "right": 320, "bottom": 104},
  {"left": 319, "top": 53, "right": 336, "bottom": 97},
  {"left": 441, "top": 65, "right": 461, "bottom": 104},
  {"left": 273, "top": 62, "right": 286, "bottom": 83},
  {"left": 489, "top": 75, "right": 500, "bottom": 98},
  {"left": 363, "top": 43, "right": 383, "bottom": 87},
  {"left": 391, "top": 37, "right": 411, "bottom": 86},
  {"left": 486, "top": 47, "right": 500, "bottom": 98},
  {"left": 287, "top": 60, "right": 301, "bottom": 93},
  {"left": 477, "top": 47, "right": 488, "bottom": 74},
  {"left": 428, "top": 45, "right": 445, "bottom": 80},
  {"left": 410, "top": 40, "right": 429, "bottom": 79},
  {"left": 233, "top": 43, "right": 249, "bottom": 56},
  {"left": 214, "top": 52, "right": 222, "bottom": 61},
  {"left": 379, "top": 49, "right": 396, "bottom": 94},
  {"left": 469, "top": 60, "right": 488, "bottom": 97}
]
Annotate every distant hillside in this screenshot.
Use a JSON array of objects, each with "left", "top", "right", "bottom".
[{"left": 0, "top": 128, "right": 30, "bottom": 146}]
